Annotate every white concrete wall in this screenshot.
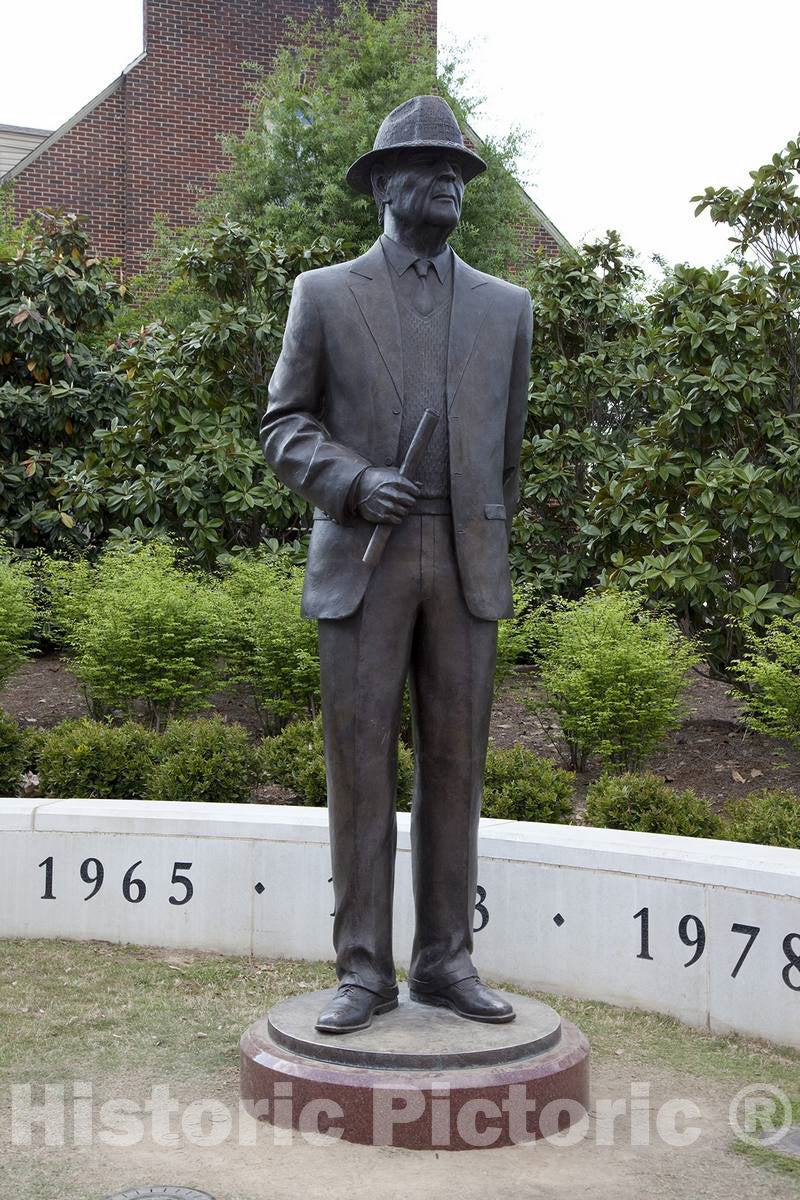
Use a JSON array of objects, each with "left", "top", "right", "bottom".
[{"left": 2, "top": 798, "right": 799, "bottom": 1048}]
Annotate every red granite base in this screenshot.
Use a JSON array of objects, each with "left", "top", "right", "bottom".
[{"left": 240, "top": 1018, "right": 590, "bottom": 1151}]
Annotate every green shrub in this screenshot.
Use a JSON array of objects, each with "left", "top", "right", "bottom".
[
  {"left": 260, "top": 717, "right": 413, "bottom": 808},
  {"left": 481, "top": 746, "right": 574, "bottom": 822},
  {"left": 0, "top": 559, "right": 35, "bottom": 687},
  {"left": 585, "top": 771, "right": 722, "bottom": 838},
  {"left": 0, "top": 708, "right": 26, "bottom": 795},
  {"left": 147, "top": 717, "right": 259, "bottom": 804},
  {"left": 38, "top": 719, "right": 160, "bottom": 799},
  {"left": 19, "top": 726, "right": 45, "bottom": 774},
  {"left": 220, "top": 555, "right": 320, "bottom": 731},
  {"left": 526, "top": 589, "right": 700, "bottom": 771},
  {"left": 47, "top": 542, "right": 229, "bottom": 729},
  {"left": 259, "top": 718, "right": 327, "bottom": 804},
  {"left": 724, "top": 788, "right": 800, "bottom": 849},
  {"left": 732, "top": 617, "right": 800, "bottom": 748},
  {"left": 495, "top": 582, "right": 541, "bottom": 691}
]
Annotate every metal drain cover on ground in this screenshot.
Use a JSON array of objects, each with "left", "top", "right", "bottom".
[
  {"left": 103, "top": 1189, "right": 216, "bottom": 1200},
  {"left": 758, "top": 1125, "right": 800, "bottom": 1160}
]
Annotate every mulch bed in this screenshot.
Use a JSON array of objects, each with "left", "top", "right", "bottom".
[{"left": 2, "top": 652, "right": 799, "bottom": 813}]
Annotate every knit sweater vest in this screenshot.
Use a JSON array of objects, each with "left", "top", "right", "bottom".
[{"left": 394, "top": 286, "right": 452, "bottom": 498}]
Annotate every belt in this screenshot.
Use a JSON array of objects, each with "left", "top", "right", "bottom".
[{"left": 410, "top": 497, "right": 451, "bottom": 515}]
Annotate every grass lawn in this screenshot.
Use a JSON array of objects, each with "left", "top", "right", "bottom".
[{"left": 0, "top": 939, "right": 798, "bottom": 1200}]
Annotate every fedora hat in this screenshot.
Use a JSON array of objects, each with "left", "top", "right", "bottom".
[{"left": 345, "top": 95, "right": 487, "bottom": 195}]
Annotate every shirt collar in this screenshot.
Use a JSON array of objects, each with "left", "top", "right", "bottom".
[{"left": 380, "top": 233, "right": 452, "bottom": 284}]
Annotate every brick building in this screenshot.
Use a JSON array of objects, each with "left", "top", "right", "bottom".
[{"left": 1, "top": 0, "right": 565, "bottom": 276}]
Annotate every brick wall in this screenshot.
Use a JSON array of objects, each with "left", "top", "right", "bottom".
[
  {"left": 10, "top": 0, "right": 437, "bottom": 276},
  {"left": 515, "top": 211, "right": 562, "bottom": 259}
]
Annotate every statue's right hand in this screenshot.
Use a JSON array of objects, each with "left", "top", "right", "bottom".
[{"left": 356, "top": 467, "right": 420, "bottom": 524}]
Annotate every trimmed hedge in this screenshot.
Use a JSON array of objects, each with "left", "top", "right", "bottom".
[
  {"left": 259, "top": 719, "right": 575, "bottom": 821},
  {"left": 147, "top": 717, "right": 259, "bottom": 805},
  {"left": 0, "top": 708, "right": 27, "bottom": 796},
  {"left": 38, "top": 719, "right": 160, "bottom": 799},
  {"left": 585, "top": 772, "right": 722, "bottom": 838},
  {"left": 0, "top": 560, "right": 35, "bottom": 688},
  {"left": 259, "top": 717, "right": 414, "bottom": 808},
  {"left": 725, "top": 788, "right": 799, "bottom": 849},
  {"left": 482, "top": 746, "right": 574, "bottom": 822}
]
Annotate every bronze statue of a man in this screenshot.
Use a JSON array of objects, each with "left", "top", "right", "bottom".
[{"left": 261, "top": 96, "right": 533, "bottom": 1033}]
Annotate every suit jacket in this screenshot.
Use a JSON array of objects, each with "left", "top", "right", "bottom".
[{"left": 260, "top": 238, "right": 533, "bottom": 620}]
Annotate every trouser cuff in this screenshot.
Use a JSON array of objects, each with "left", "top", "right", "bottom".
[
  {"left": 408, "top": 969, "right": 478, "bottom": 994},
  {"left": 338, "top": 970, "right": 398, "bottom": 1001}
]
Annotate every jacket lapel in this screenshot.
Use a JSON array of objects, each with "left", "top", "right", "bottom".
[
  {"left": 346, "top": 240, "right": 491, "bottom": 412},
  {"left": 447, "top": 251, "right": 491, "bottom": 410},
  {"left": 347, "top": 240, "right": 403, "bottom": 404}
]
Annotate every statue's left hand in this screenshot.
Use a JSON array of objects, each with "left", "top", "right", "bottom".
[{"left": 356, "top": 467, "right": 420, "bottom": 523}]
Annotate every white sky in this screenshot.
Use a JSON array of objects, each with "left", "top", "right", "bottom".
[{"left": 1, "top": 0, "right": 798, "bottom": 267}]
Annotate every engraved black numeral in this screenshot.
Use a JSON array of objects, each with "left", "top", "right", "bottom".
[
  {"left": 169, "top": 862, "right": 193, "bottom": 907},
  {"left": 730, "top": 923, "right": 760, "bottom": 978},
  {"left": 38, "top": 856, "right": 55, "bottom": 900},
  {"left": 122, "top": 860, "right": 146, "bottom": 904},
  {"left": 678, "top": 914, "right": 706, "bottom": 967},
  {"left": 473, "top": 885, "right": 489, "bottom": 932},
  {"left": 634, "top": 906, "right": 653, "bottom": 960},
  {"left": 782, "top": 934, "right": 800, "bottom": 992},
  {"left": 79, "top": 857, "right": 104, "bottom": 900}
]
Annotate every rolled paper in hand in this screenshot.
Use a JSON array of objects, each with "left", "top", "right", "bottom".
[{"left": 361, "top": 408, "right": 439, "bottom": 567}]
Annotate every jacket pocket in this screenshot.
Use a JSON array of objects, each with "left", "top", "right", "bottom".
[{"left": 484, "top": 504, "right": 506, "bottom": 520}]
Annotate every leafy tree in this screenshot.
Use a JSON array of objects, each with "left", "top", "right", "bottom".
[
  {"left": 62, "top": 222, "right": 345, "bottom": 561},
  {"left": 693, "top": 135, "right": 800, "bottom": 407},
  {"left": 207, "top": 0, "right": 531, "bottom": 276},
  {"left": 513, "top": 233, "right": 651, "bottom": 595},
  {"left": 556, "top": 136, "right": 800, "bottom": 676},
  {"left": 587, "top": 256, "right": 800, "bottom": 674},
  {"left": 0, "top": 210, "right": 127, "bottom": 553}
]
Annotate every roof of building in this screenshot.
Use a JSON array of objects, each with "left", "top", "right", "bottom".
[
  {"left": 0, "top": 53, "right": 145, "bottom": 184},
  {"left": 0, "top": 124, "right": 54, "bottom": 177}
]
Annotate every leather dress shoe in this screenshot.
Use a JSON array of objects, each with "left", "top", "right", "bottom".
[
  {"left": 410, "top": 976, "right": 515, "bottom": 1023},
  {"left": 315, "top": 984, "right": 398, "bottom": 1034}
]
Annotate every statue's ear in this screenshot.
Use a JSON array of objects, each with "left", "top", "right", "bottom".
[
  {"left": 370, "top": 161, "right": 392, "bottom": 227},
  {"left": 370, "top": 161, "right": 391, "bottom": 204}
]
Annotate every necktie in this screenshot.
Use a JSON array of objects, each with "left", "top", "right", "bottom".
[{"left": 412, "top": 258, "right": 435, "bottom": 316}]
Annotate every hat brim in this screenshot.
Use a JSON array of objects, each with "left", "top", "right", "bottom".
[{"left": 345, "top": 142, "right": 487, "bottom": 195}]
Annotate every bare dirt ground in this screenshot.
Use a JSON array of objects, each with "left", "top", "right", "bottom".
[
  {"left": 3, "top": 653, "right": 799, "bottom": 813},
  {"left": 491, "top": 666, "right": 800, "bottom": 812},
  {"left": 1, "top": 940, "right": 798, "bottom": 1200}
]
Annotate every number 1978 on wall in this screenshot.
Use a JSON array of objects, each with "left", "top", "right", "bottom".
[{"left": 633, "top": 905, "right": 800, "bottom": 991}]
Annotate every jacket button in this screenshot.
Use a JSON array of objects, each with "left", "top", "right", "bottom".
[
  {"left": 392, "top": 408, "right": 401, "bottom": 415},
  {"left": 384, "top": 455, "right": 393, "bottom": 465}
]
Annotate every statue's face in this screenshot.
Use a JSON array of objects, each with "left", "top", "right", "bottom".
[{"left": 380, "top": 149, "right": 465, "bottom": 230}]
